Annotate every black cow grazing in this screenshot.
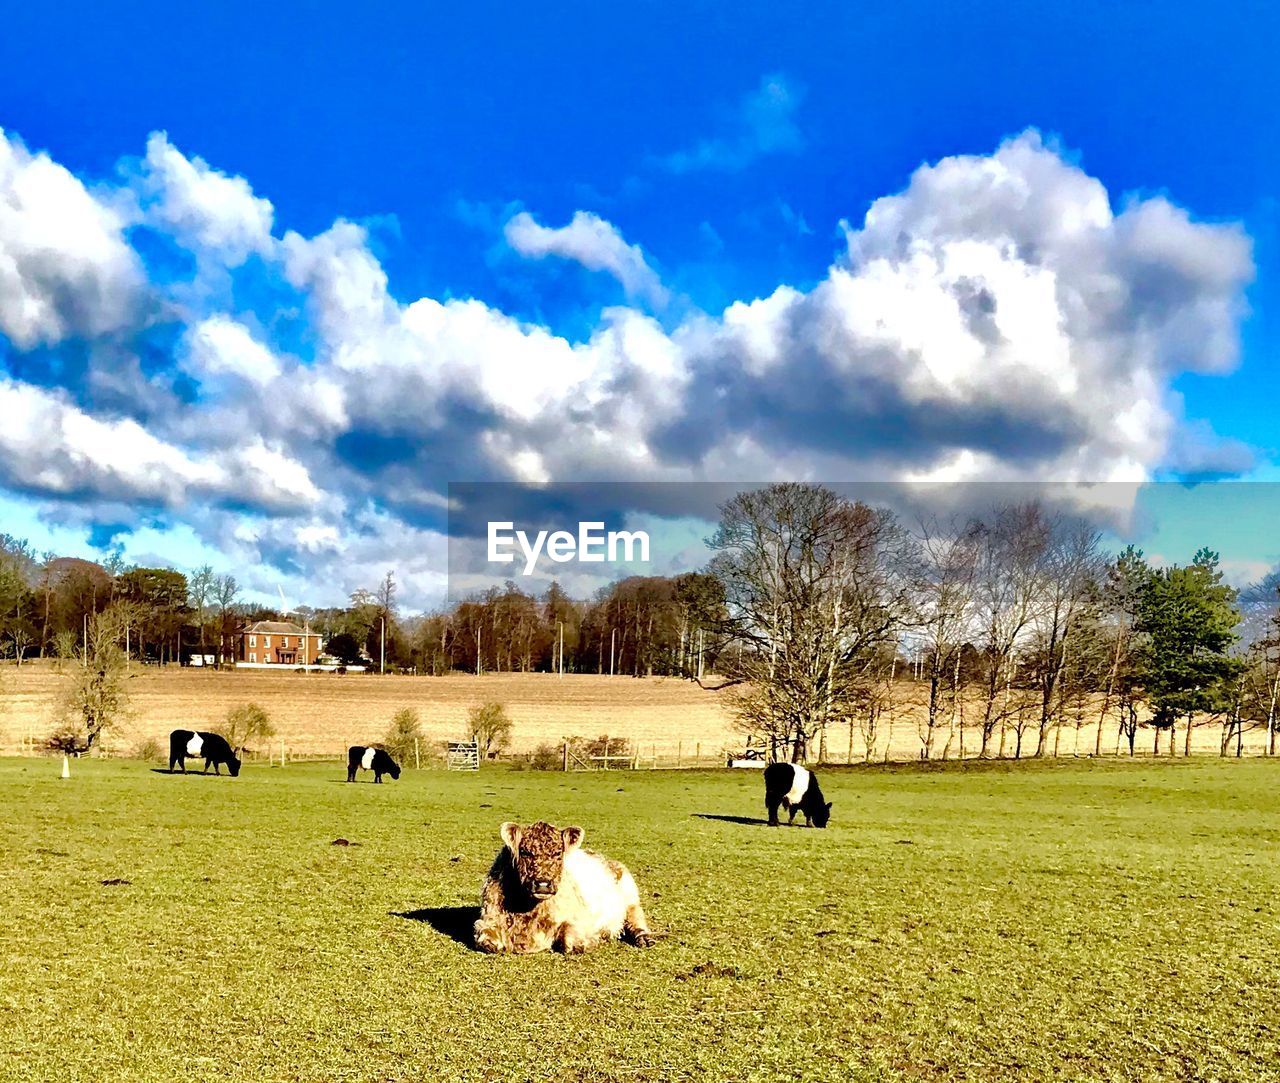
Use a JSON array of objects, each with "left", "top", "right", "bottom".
[
  {"left": 764, "top": 762, "right": 831, "bottom": 828},
  {"left": 347, "top": 745, "right": 401, "bottom": 783},
  {"left": 169, "top": 729, "right": 241, "bottom": 776}
]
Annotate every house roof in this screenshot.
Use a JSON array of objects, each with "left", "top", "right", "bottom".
[{"left": 245, "top": 620, "right": 316, "bottom": 635}]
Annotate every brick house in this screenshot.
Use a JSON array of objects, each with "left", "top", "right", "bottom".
[{"left": 237, "top": 620, "right": 324, "bottom": 667}]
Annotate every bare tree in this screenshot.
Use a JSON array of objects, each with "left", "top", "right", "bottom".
[
  {"left": 1028, "top": 516, "right": 1103, "bottom": 757},
  {"left": 910, "top": 517, "right": 981, "bottom": 760},
  {"left": 972, "top": 504, "right": 1049, "bottom": 757},
  {"left": 1094, "top": 546, "right": 1149, "bottom": 755},
  {"left": 188, "top": 564, "right": 216, "bottom": 662},
  {"left": 213, "top": 575, "right": 240, "bottom": 666},
  {"left": 468, "top": 701, "right": 514, "bottom": 758},
  {"left": 54, "top": 605, "right": 133, "bottom": 751},
  {"left": 854, "top": 643, "right": 898, "bottom": 762},
  {"left": 709, "top": 483, "right": 913, "bottom": 763}
]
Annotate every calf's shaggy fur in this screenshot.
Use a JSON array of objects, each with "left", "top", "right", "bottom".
[{"left": 474, "top": 821, "right": 654, "bottom": 955}]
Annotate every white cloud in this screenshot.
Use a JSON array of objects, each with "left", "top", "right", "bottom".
[
  {"left": 137, "top": 132, "right": 274, "bottom": 264},
  {"left": 504, "top": 211, "right": 669, "bottom": 308},
  {"left": 645, "top": 131, "right": 1252, "bottom": 485},
  {"left": 0, "top": 127, "right": 1258, "bottom": 608},
  {"left": 0, "top": 378, "right": 319, "bottom": 514},
  {"left": 182, "top": 314, "right": 283, "bottom": 387},
  {"left": 0, "top": 129, "right": 145, "bottom": 348}
]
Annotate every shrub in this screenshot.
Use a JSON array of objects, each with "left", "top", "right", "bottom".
[
  {"left": 467, "top": 702, "right": 514, "bottom": 759},
  {"left": 218, "top": 703, "right": 276, "bottom": 753},
  {"left": 384, "top": 708, "right": 423, "bottom": 766},
  {"left": 572, "top": 734, "right": 634, "bottom": 768},
  {"left": 131, "top": 737, "right": 164, "bottom": 762},
  {"left": 528, "top": 743, "right": 562, "bottom": 771}
]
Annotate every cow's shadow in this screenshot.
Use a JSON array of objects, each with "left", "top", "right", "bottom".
[
  {"left": 693, "top": 813, "right": 772, "bottom": 827},
  {"left": 391, "top": 905, "right": 480, "bottom": 948}
]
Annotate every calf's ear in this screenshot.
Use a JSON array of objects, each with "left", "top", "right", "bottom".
[
  {"left": 500, "top": 822, "right": 522, "bottom": 852},
  {"left": 562, "top": 825, "right": 585, "bottom": 851},
  {"left": 826, "top": 802, "right": 833, "bottom": 811}
]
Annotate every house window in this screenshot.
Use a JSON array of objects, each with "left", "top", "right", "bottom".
[
  {"left": 250, "top": 652, "right": 257, "bottom": 663},
  {"left": 249, "top": 635, "right": 257, "bottom": 647},
  {"left": 264, "top": 636, "right": 271, "bottom": 647},
  {"left": 282, "top": 636, "right": 290, "bottom": 648}
]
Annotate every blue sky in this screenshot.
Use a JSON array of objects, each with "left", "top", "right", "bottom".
[{"left": 0, "top": 2, "right": 1278, "bottom": 607}]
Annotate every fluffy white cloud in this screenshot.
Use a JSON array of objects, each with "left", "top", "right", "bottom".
[
  {"left": 0, "top": 378, "right": 319, "bottom": 514},
  {"left": 648, "top": 131, "right": 1252, "bottom": 484},
  {"left": 0, "top": 130, "right": 145, "bottom": 348},
  {"left": 181, "top": 314, "right": 283, "bottom": 387},
  {"left": 137, "top": 132, "right": 274, "bottom": 264},
  {"left": 0, "top": 127, "right": 1257, "bottom": 608},
  {"left": 504, "top": 211, "right": 669, "bottom": 308}
]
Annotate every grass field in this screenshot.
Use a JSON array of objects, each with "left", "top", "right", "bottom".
[{"left": 2, "top": 757, "right": 1277, "bottom": 1081}]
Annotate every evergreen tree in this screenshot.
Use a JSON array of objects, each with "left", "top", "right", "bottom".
[{"left": 1138, "top": 548, "right": 1243, "bottom": 750}]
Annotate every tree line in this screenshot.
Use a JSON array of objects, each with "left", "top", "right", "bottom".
[
  {"left": 704, "top": 484, "right": 1274, "bottom": 762},
  {"left": 7, "top": 482, "right": 1280, "bottom": 762}
]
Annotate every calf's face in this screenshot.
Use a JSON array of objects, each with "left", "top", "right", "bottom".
[
  {"left": 227, "top": 757, "right": 242, "bottom": 777},
  {"left": 500, "top": 820, "right": 584, "bottom": 900}
]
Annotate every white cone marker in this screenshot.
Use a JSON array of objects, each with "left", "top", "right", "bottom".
[{"left": 61, "top": 755, "right": 70, "bottom": 779}]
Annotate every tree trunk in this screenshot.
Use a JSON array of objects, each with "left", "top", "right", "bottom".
[
  {"left": 951, "top": 650, "right": 962, "bottom": 760},
  {"left": 1095, "top": 634, "right": 1123, "bottom": 757}
]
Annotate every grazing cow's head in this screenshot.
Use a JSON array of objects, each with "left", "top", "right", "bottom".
[
  {"left": 500, "top": 820, "right": 584, "bottom": 901},
  {"left": 387, "top": 758, "right": 401, "bottom": 780},
  {"left": 813, "top": 801, "right": 832, "bottom": 828},
  {"left": 227, "top": 755, "right": 242, "bottom": 777}
]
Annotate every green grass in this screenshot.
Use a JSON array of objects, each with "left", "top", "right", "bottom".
[{"left": 1, "top": 757, "right": 1278, "bottom": 1082}]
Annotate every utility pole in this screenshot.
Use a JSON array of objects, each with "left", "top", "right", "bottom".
[
  {"left": 557, "top": 621, "right": 564, "bottom": 678},
  {"left": 610, "top": 628, "right": 616, "bottom": 676},
  {"left": 380, "top": 616, "right": 386, "bottom": 675}
]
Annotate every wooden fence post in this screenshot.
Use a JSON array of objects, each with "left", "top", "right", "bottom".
[
  {"left": 414, "top": 737, "right": 420, "bottom": 770},
  {"left": 562, "top": 741, "right": 569, "bottom": 772}
]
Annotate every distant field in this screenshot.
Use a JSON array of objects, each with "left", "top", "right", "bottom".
[
  {"left": 1, "top": 757, "right": 1277, "bottom": 1081},
  {"left": 0, "top": 661, "right": 1271, "bottom": 763},
  {"left": 0, "top": 663, "right": 737, "bottom": 761}
]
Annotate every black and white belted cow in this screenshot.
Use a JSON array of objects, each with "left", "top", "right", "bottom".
[
  {"left": 764, "top": 762, "right": 831, "bottom": 827},
  {"left": 168, "top": 729, "right": 241, "bottom": 776},
  {"left": 347, "top": 745, "right": 401, "bottom": 783}
]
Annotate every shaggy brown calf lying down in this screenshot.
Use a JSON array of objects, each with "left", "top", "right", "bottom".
[{"left": 474, "top": 820, "right": 655, "bottom": 955}]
